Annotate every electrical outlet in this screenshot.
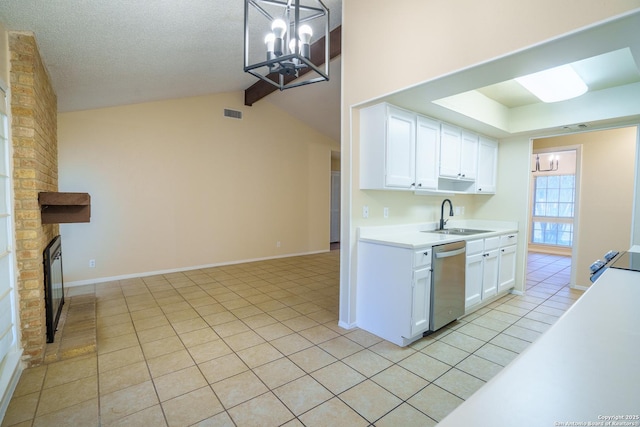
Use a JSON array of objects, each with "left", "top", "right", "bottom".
[
  {"left": 455, "top": 207, "right": 461, "bottom": 215},
  {"left": 362, "top": 205, "right": 369, "bottom": 218},
  {"left": 383, "top": 207, "right": 389, "bottom": 218},
  {"left": 276, "top": 241, "right": 281, "bottom": 248},
  {"left": 89, "top": 259, "right": 96, "bottom": 268}
]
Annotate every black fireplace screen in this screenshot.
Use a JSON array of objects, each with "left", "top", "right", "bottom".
[{"left": 43, "top": 235, "right": 64, "bottom": 343}]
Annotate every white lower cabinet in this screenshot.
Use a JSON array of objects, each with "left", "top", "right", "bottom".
[
  {"left": 357, "top": 242, "right": 432, "bottom": 346},
  {"left": 411, "top": 267, "right": 432, "bottom": 336},
  {"left": 465, "top": 234, "right": 515, "bottom": 312},
  {"left": 498, "top": 233, "right": 518, "bottom": 292},
  {"left": 482, "top": 249, "right": 500, "bottom": 299},
  {"left": 465, "top": 239, "right": 484, "bottom": 308}
]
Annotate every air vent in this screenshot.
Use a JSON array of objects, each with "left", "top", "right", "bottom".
[
  {"left": 224, "top": 109, "right": 242, "bottom": 119},
  {"left": 561, "top": 123, "right": 589, "bottom": 130}
]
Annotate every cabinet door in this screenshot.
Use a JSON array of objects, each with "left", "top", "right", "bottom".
[
  {"left": 465, "top": 253, "right": 483, "bottom": 310},
  {"left": 385, "top": 107, "right": 416, "bottom": 188},
  {"left": 498, "top": 245, "right": 517, "bottom": 292},
  {"left": 460, "top": 131, "right": 478, "bottom": 180},
  {"left": 411, "top": 267, "right": 432, "bottom": 336},
  {"left": 439, "top": 124, "right": 461, "bottom": 178},
  {"left": 415, "top": 116, "right": 440, "bottom": 190},
  {"left": 482, "top": 250, "right": 499, "bottom": 299},
  {"left": 476, "top": 137, "right": 498, "bottom": 193}
]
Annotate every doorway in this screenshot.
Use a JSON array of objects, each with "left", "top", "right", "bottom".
[
  {"left": 528, "top": 148, "right": 579, "bottom": 257},
  {"left": 528, "top": 127, "right": 637, "bottom": 288}
]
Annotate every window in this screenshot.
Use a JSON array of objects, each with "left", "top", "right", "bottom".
[{"left": 531, "top": 174, "right": 575, "bottom": 247}]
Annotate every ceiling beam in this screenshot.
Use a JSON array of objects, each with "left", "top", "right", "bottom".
[{"left": 244, "top": 25, "right": 341, "bottom": 106}]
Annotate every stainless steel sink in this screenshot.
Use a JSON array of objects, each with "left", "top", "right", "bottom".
[{"left": 423, "top": 228, "right": 492, "bottom": 236}]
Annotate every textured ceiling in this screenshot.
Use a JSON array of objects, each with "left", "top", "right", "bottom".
[{"left": 0, "top": 0, "right": 343, "bottom": 136}]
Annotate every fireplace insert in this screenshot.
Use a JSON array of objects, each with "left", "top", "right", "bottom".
[{"left": 43, "top": 235, "right": 64, "bottom": 343}]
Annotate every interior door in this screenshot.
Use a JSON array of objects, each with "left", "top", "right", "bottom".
[{"left": 330, "top": 171, "right": 340, "bottom": 243}]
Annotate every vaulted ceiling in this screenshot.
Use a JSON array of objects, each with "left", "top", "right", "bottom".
[{"left": 0, "top": 0, "right": 343, "bottom": 141}]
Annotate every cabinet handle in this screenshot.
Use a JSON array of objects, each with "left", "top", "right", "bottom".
[
  {"left": 417, "top": 183, "right": 422, "bottom": 187},
  {"left": 478, "top": 188, "right": 482, "bottom": 191},
  {"left": 423, "top": 251, "right": 429, "bottom": 256}
]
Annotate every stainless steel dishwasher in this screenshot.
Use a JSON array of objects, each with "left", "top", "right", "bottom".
[{"left": 430, "top": 240, "right": 466, "bottom": 331}]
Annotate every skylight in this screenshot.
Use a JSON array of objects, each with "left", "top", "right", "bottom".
[{"left": 515, "top": 65, "right": 588, "bottom": 103}]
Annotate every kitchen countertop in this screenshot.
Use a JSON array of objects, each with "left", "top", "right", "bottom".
[
  {"left": 437, "top": 250, "right": 640, "bottom": 426},
  {"left": 358, "top": 220, "right": 518, "bottom": 249}
]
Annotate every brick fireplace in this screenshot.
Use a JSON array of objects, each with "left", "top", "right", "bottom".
[{"left": 10, "top": 32, "right": 59, "bottom": 367}]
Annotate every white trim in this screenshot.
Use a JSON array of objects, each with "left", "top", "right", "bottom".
[
  {"left": 0, "top": 348, "right": 22, "bottom": 423},
  {"left": 570, "top": 284, "right": 589, "bottom": 291},
  {"left": 337, "top": 320, "right": 356, "bottom": 330},
  {"left": 632, "top": 125, "right": 640, "bottom": 246},
  {"left": 64, "top": 249, "right": 330, "bottom": 287}
]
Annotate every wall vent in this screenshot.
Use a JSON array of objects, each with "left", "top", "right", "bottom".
[
  {"left": 224, "top": 109, "right": 242, "bottom": 119},
  {"left": 561, "top": 123, "right": 589, "bottom": 130}
]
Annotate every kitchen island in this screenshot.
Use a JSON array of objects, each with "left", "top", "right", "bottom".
[{"left": 437, "top": 258, "right": 640, "bottom": 426}]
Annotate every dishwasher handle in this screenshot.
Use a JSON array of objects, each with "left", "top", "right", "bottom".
[{"left": 434, "top": 247, "right": 466, "bottom": 259}]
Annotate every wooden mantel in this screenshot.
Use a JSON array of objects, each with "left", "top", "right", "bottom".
[{"left": 38, "top": 192, "right": 91, "bottom": 224}]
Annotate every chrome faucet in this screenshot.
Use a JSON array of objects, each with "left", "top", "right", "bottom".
[{"left": 439, "top": 199, "right": 454, "bottom": 230}]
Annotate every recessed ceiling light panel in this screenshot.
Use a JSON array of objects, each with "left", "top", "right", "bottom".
[{"left": 515, "top": 64, "right": 588, "bottom": 103}]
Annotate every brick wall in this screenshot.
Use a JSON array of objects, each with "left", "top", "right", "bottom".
[{"left": 9, "top": 33, "right": 58, "bottom": 367}]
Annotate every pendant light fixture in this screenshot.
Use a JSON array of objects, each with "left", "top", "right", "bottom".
[
  {"left": 244, "top": 0, "right": 329, "bottom": 91},
  {"left": 531, "top": 153, "right": 559, "bottom": 173}
]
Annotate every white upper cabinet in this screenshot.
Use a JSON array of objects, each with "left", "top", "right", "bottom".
[
  {"left": 386, "top": 107, "right": 416, "bottom": 188},
  {"left": 476, "top": 136, "right": 498, "bottom": 194},
  {"left": 460, "top": 130, "right": 478, "bottom": 180},
  {"left": 360, "top": 102, "right": 498, "bottom": 195},
  {"left": 415, "top": 116, "right": 440, "bottom": 190},
  {"left": 440, "top": 125, "right": 478, "bottom": 180},
  {"left": 439, "top": 124, "right": 462, "bottom": 178},
  {"left": 360, "top": 103, "right": 416, "bottom": 190}
]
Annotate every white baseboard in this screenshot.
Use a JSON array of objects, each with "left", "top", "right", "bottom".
[
  {"left": 338, "top": 320, "right": 357, "bottom": 330},
  {"left": 570, "top": 284, "right": 590, "bottom": 291},
  {"left": 0, "top": 349, "right": 23, "bottom": 423},
  {"left": 64, "top": 249, "right": 330, "bottom": 288}
]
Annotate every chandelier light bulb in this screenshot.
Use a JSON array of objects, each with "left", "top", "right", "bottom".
[
  {"left": 271, "top": 19, "right": 287, "bottom": 38},
  {"left": 289, "top": 38, "right": 298, "bottom": 54},
  {"left": 264, "top": 33, "right": 275, "bottom": 51},
  {"left": 298, "top": 25, "right": 312, "bottom": 59},
  {"left": 298, "top": 25, "right": 313, "bottom": 43}
]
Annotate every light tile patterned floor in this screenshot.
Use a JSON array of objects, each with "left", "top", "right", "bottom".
[{"left": 2, "top": 250, "right": 583, "bottom": 427}]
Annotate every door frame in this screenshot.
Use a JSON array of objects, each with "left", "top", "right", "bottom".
[{"left": 527, "top": 144, "right": 582, "bottom": 288}]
